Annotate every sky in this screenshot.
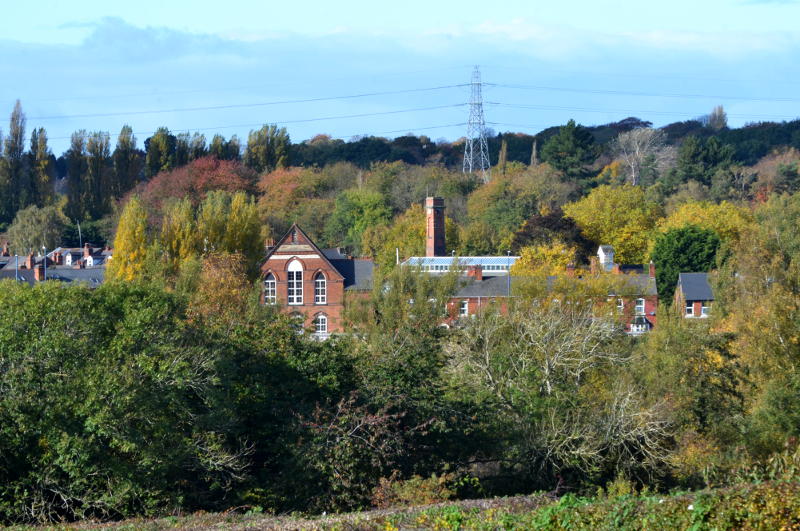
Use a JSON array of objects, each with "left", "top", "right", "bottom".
[{"left": 1, "top": 0, "right": 799, "bottom": 153}]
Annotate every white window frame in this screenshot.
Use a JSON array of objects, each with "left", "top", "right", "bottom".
[
  {"left": 635, "top": 298, "right": 645, "bottom": 315},
  {"left": 287, "top": 259, "right": 303, "bottom": 305},
  {"left": 314, "top": 314, "right": 328, "bottom": 337},
  {"left": 459, "top": 300, "right": 469, "bottom": 316},
  {"left": 264, "top": 273, "right": 277, "bottom": 305},
  {"left": 701, "top": 302, "right": 710, "bottom": 317},
  {"left": 685, "top": 302, "right": 694, "bottom": 317},
  {"left": 314, "top": 273, "right": 327, "bottom": 304},
  {"left": 617, "top": 298, "right": 624, "bottom": 312}
]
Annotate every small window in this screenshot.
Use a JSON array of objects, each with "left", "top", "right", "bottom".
[
  {"left": 459, "top": 300, "right": 469, "bottom": 316},
  {"left": 314, "top": 273, "right": 326, "bottom": 304},
  {"left": 264, "top": 273, "right": 277, "bottom": 304},
  {"left": 314, "top": 314, "right": 328, "bottom": 336},
  {"left": 701, "top": 302, "right": 710, "bottom": 316},
  {"left": 617, "top": 299, "right": 624, "bottom": 312},
  {"left": 635, "top": 298, "right": 645, "bottom": 315},
  {"left": 685, "top": 303, "right": 694, "bottom": 316}
]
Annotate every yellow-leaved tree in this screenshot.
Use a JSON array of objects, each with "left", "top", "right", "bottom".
[
  {"left": 563, "top": 184, "right": 663, "bottom": 264},
  {"left": 657, "top": 200, "right": 752, "bottom": 243},
  {"left": 511, "top": 240, "right": 577, "bottom": 277},
  {"left": 160, "top": 197, "right": 198, "bottom": 275},
  {"left": 107, "top": 196, "right": 148, "bottom": 282}
]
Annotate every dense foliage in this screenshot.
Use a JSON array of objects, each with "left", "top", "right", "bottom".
[{"left": 4, "top": 99, "right": 800, "bottom": 524}]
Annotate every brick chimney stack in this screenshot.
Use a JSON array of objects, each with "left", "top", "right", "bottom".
[
  {"left": 466, "top": 265, "right": 483, "bottom": 281},
  {"left": 1, "top": 242, "right": 9, "bottom": 257},
  {"left": 649, "top": 260, "right": 656, "bottom": 279},
  {"left": 52, "top": 251, "right": 63, "bottom": 265},
  {"left": 34, "top": 265, "right": 44, "bottom": 282},
  {"left": 425, "top": 197, "right": 446, "bottom": 257},
  {"left": 83, "top": 243, "right": 91, "bottom": 258},
  {"left": 25, "top": 252, "right": 34, "bottom": 269}
]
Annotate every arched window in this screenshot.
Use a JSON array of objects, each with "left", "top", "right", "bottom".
[
  {"left": 287, "top": 259, "right": 303, "bottom": 305},
  {"left": 314, "top": 272, "right": 327, "bottom": 304},
  {"left": 313, "top": 313, "right": 328, "bottom": 337},
  {"left": 264, "top": 273, "right": 276, "bottom": 304}
]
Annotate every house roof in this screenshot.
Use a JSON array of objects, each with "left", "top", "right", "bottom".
[
  {"left": 455, "top": 276, "right": 516, "bottom": 298},
  {"left": 0, "top": 266, "right": 105, "bottom": 287},
  {"left": 322, "top": 248, "right": 348, "bottom": 260},
  {"left": 677, "top": 272, "right": 714, "bottom": 301},
  {"left": 329, "top": 259, "right": 374, "bottom": 291},
  {"left": 402, "top": 256, "right": 519, "bottom": 270}
]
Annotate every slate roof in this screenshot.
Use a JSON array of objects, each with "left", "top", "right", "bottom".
[
  {"left": 322, "top": 248, "right": 348, "bottom": 260},
  {"left": 0, "top": 266, "right": 105, "bottom": 287},
  {"left": 329, "top": 259, "right": 374, "bottom": 291},
  {"left": 677, "top": 272, "right": 714, "bottom": 301},
  {"left": 455, "top": 276, "right": 517, "bottom": 298},
  {"left": 545, "top": 273, "right": 657, "bottom": 296}
]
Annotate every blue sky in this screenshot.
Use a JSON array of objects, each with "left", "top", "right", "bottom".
[{"left": 1, "top": 0, "right": 799, "bottom": 153}]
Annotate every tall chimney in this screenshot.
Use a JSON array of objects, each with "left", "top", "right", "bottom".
[
  {"left": 25, "top": 252, "right": 34, "bottom": 269},
  {"left": 83, "top": 243, "right": 91, "bottom": 258},
  {"left": 425, "top": 197, "right": 446, "bottom": 257},
  {"left": 649, "top": 260, "right": 656, "bottom": 279},
  {"left": 1, "top": 242, "right": 9, "bottom": 257}
]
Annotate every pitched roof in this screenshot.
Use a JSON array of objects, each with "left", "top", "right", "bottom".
[
  {"left": 455, "top": 276, "right": 516, "bottom": 298},
  {"left": 677, "top": 272, "right": 714, "bottom": 301},
  {"left": 262, "top": 223, "right": 344, "bottom": 282},
  {"left": 329, "top": 259, "right": 374, "bottom": 291}
]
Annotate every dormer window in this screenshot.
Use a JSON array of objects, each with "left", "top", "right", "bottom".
[{"left": 287, "top": 259, "right": 303, "bottom": 305}]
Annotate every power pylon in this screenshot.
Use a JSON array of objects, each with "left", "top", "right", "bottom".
[{"left": 462, "top": 66, "right": 491, "bottom": 182}]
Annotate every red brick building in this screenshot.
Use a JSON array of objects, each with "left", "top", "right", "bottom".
[{"left": 260, "top": 224, "right": 373, "bottom": 338}]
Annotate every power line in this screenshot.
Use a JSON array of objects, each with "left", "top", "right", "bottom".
[
  {"left": 29, "top": 84, "right": 470, "bottom": 121},
  {"left": 488, "top": 102, "right": 800, "bottom": 121},
  {"left": 488, "top": 83, "right": 800, "bottom": 103},
  {"left": 27, "top": 65, "right": 472, "bottom": 104},
  {"left": 47, "top": 107, "right": 467, "bottom": 141}
]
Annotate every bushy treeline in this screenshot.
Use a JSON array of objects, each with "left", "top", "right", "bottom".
[{"left": 4, "top": 186, "right": 800, "bottom": 524}]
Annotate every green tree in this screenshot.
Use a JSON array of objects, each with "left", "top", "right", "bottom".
[
  {"left": 112, "top": 125, "right": 141, "bottom": 197},
  {"left": 244, "top": 124, "right": 290, "bottom": 174},
  {"left": 84, "top": 131, "right": 111, "bottom": 219},
  {"left": 651, "top": 225, "right": 721, "bottom": 300},
  {"left": 0, "top": 100, "right": 29, "bottom": 221},
  {"left": 540, "top": 119, "right": 596, "bottom": 180},
  {"left": 29, "top": 128, "right": 55, "bottom": 206},
  {"left": 209, "top": 134, "right": 240, "bottom": 161},
  {"left": 65, "top": 131, "right": 88, "bottom": 221},
  {"left": 160, "top": 197, "right": 198, "bottom": 276},
  {"left": 107, "top": 197, "right": 148, "bottom": 282},
  {"left": 196, "top": 191, "right": 262, "bottom": 272},
  {"left": 6, "top": 204, "right": 67, "bottom": 255},
  {"left": 144, "top": 127, "right": 176, "bottom": 178},
  {"left": 325, "top": 189, "right": 392, "bottom": 253}
]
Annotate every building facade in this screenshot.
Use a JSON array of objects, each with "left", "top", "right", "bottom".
[{"left": 260, "top": 224, "right": 373, "bottom": 337}]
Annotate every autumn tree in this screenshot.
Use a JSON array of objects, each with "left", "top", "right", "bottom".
[
  {"left": 209, "top": 134, "right": 241, "bottom": 161},
  {"left": 657, "top": 200, "right": 752, "bottom": 244},
  {"left": 160, "top": 197, "right": 198, "bottom": 276},
  {"left": 196, "top": 191, "right": 263, "bottom": 272},
  {"left": 511, "top": 240, "right": 577, "bottom": 277},
  {"left": 563, "top": 184, "right": 663, "bottom": 263},
  {"left": 107, "top": 197, "right": 148, "bottom": 282}
]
